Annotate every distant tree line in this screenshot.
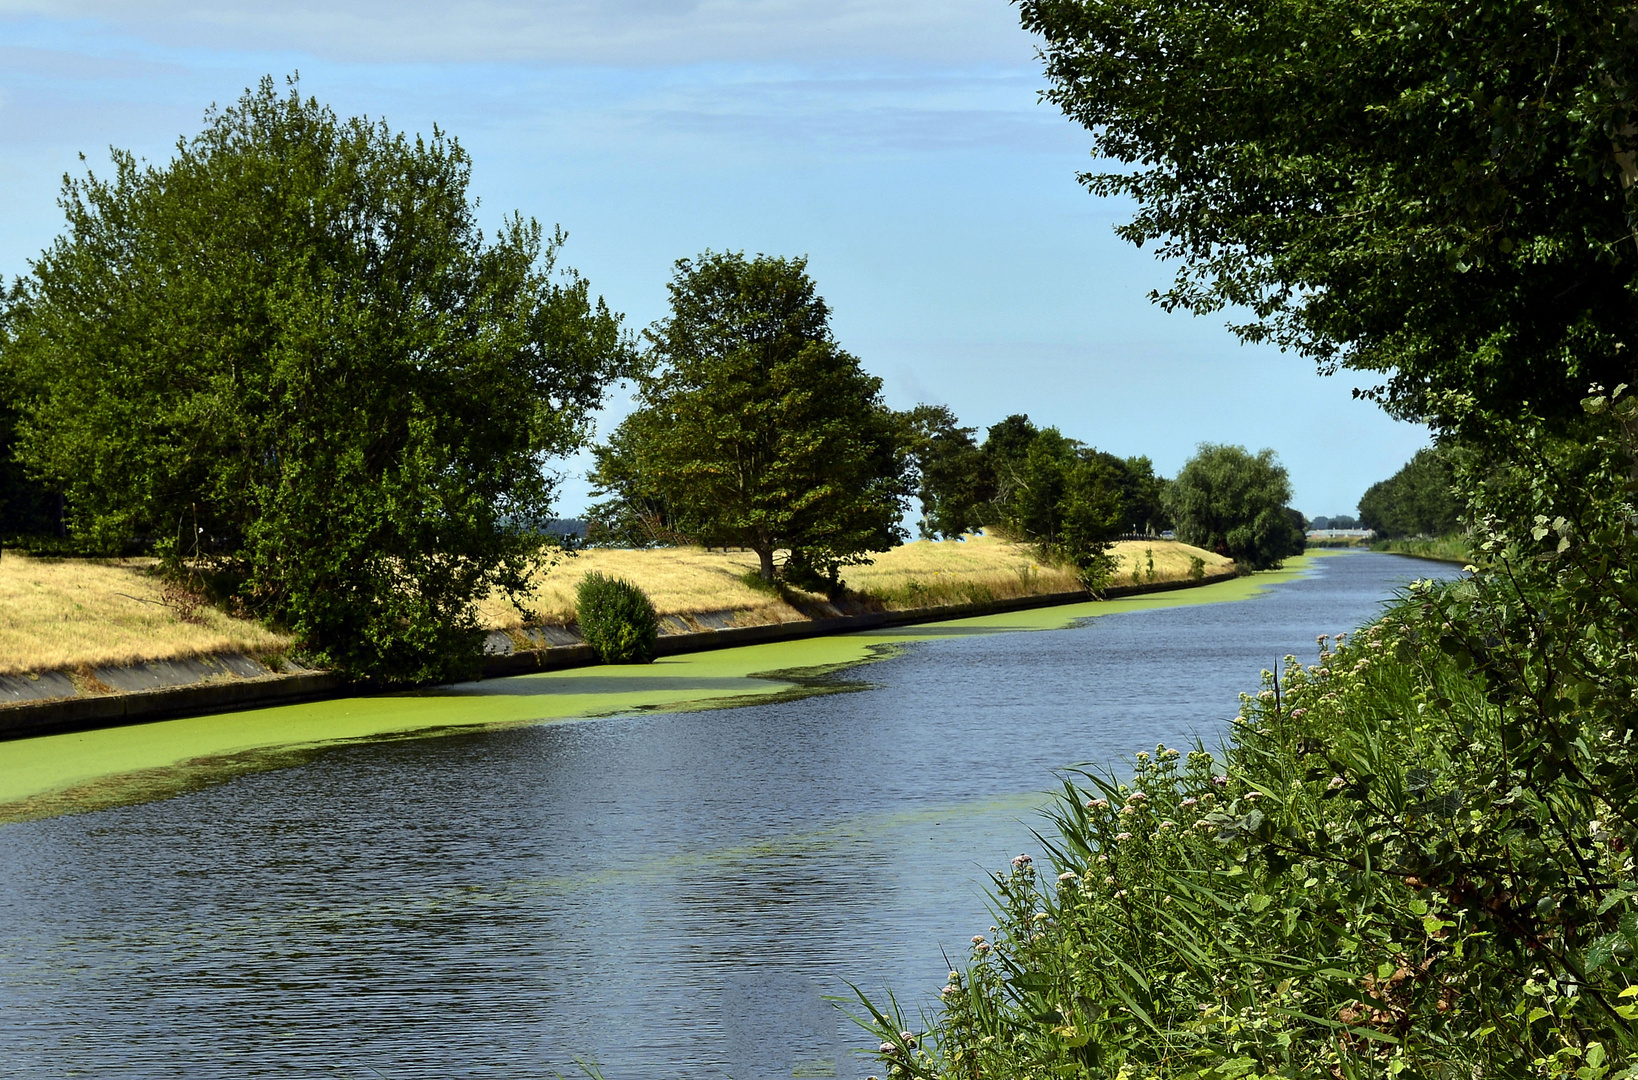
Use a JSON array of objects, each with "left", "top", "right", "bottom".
[
  {"left": 586, "top": 254, "right": 1309, "bottom": 583},
  {"left": 1357, "top": 447, "right": 1463, "bottom": 539}
]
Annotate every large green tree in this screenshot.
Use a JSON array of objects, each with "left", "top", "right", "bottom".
[
  {"left": 1018, "top": 0, "right": 1638, "bottom": 424},
  {"left": 1358, "top": 446, "right": 1464, "bottom": 538},
  {"left": 1166, "top": 443, "right": 1305, "bottom": 569},
  {"left": 591, "top": 252, "right": 909, "bottom": 586},
  {"left": 900, "top": 404, "right": 988, "bottom": 540},
  {"left": 0, "top": 78, "right": 631, "bottom": 680},
  {"left": 983, "top": 419, "right": 1128, "bottom": 583}
]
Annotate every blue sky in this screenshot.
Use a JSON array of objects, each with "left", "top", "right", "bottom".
[{"left": 0, "top": 1, "right": 1428, "bottom": 518}]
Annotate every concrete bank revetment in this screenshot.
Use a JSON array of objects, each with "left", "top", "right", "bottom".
[{"left": 0, "top": 559, "right": 1324, "bottom": 824}]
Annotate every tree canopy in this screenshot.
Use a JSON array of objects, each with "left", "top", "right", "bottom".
[
  {"left": 900, "top": 404, "right": 988, "bottom": 541},
  {"left": 1018, "top": 0, "right": 1638, "bottom": 425},
  {"left": 590, "top": 252, "right": 909, "bottom": 587},
  {"left": 0, "top": 77, "right": 632, "bottom": 680},
  {"left": 1358, "top": 447, "right": 1464, "bottom": 538},
  {"left": 1166, "top": 444, "right": 1305, "bottom": 569}
]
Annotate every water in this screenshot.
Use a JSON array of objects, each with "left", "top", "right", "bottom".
[{"left": 0, "top": 552, "right": 1457, "bottom": 1079}]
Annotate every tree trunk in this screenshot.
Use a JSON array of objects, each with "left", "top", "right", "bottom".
[{"left": 756, "top": 545, "right": 775, "bottom": 582}]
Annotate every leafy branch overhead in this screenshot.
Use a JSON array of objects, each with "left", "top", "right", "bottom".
[{"left": 1020, "top": 0, "right": 1638, "bottom": 421}]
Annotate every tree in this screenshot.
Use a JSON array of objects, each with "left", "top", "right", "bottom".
[
  {"left": 986, "top": 422, "right": 1126, "bottom": 583},
  {"left": 900, "top": 404, "right": 988, "bottom": 540},
  {"left": 1358, "top": 447, "right": 1464, "bottom": 538},
  {"left": 1109, "top": 454, "right": 1171, "bottom": 535},
  {"left": 1166, "top": 444, "right": 1305, "bottom": 569},
  {"left": 0, "top": 309, "right": 63, "bottom": 547},
  {"left": 1017, "top": 0, "right": 1638, "bottom": 425},
  {"left": 584, "top": 410, "right": 686, "bottom": 549},
  {"left": 592, "top": 252, "right": 910, "bottom": 586},
  {"left": 0, "top": 78, "right": 632, "bottom": 681}
]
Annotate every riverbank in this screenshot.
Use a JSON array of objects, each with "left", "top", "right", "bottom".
[
  {"left": 0, "top": 557, "right": 1317, "bottom": 825},
  {"left": 475, "top": 534, "right": 1229, "bottom": 633},
  {"left": 1369, "top": 535, "right": 1469, "bottom": 563},
  {"left": 0, "top": 536, "right": 1230, "bottom": 725},
  {"left": 0, "top": 564, "right": 1243, "bottom": 740}
]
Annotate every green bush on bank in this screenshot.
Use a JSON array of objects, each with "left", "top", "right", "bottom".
[
  {"left": 574, "top": 573, "right": 659, "bottom": 664},
  {"left": 863, "top": 396, "right": 1638, "bottom": 1080},
  {"left": 866, "top": 609, "right": 1638, "bottom": 1078}
]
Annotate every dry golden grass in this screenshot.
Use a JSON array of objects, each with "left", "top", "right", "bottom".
[
  {"left": 0, "top": 535, "right": 1233, "bottom": 673},
  {"left": 482, "top": 533, "right": 1233, "bottom": 628},
  {"left": 0, "top": 552, "right": 291, "bottom": 676},
  {"left": 845, "top": 534, "right": 1232, "bottom": 609},
  {"left": 1105, "top": 539, "right": 1235, "bottom": 586},
  {"left": 476, "top": 546, "right": 814, "bottom": 630}
]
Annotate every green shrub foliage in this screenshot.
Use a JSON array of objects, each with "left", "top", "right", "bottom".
[
  {"left": 1166, "top": 444, "right": 1305, "bottom": 570},
  {"left": 864, "top": 394, "right": 1638, "bottom": 1079},
  {"left": 0, "top": 78, "right": 630, "bottom": 681},
  {"left": 575, "top": 573, "right": 659, "bottom": 665}
]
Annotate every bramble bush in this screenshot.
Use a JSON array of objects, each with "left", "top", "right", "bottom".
[
  {"left": 574, "top": 573, "right": 659, "bottom": 665},
  {"left": 862, "top": 394, "right": 1638, "bottom": 1079}
]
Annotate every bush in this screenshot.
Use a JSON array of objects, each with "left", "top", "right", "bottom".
[
  {"left": 574, "top": 573, "right": 659, "bottom": 664},
  {"left": 862, "top": 394, "right": 1638, "bottom": 1079}
]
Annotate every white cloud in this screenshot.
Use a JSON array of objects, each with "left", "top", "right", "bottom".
[{"left": 0, "top": 0, "right": 1034, "bottom": 65}]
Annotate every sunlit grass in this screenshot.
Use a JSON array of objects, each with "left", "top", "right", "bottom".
[
  {"left": 481, "top": 534, "right": 1233, "bottom": 628},
  {"left": 849, "top": 534, "right": 1231, "bottom": 609},
  {"left": 0, "top": 552, "right": 290, "bottom": 676},
  {"left": 0, "top": 536, "right": 1233, "bottom": 674},
  {"left": 476, "top": 546, "right": 815, "bottom": 630}
]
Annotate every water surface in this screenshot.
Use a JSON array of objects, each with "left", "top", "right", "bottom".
[{"left": 0, "top": 552, "right": 1458, "bottom": 1079}]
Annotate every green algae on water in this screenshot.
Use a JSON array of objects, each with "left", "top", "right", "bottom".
[{"left": 0, "top": 561, "right": 1321, "bottom": 825}]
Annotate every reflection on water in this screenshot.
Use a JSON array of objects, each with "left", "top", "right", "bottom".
[{"left": 0, "top": 553, "right": 1457, "bottom": 1079}]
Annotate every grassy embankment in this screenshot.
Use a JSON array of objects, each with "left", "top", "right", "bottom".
[
  {"left": 1, "top": 535, "right": 1229, "bottom": 676},
  {"left": 1369, "top": 535, "right": 1469, "bottom": 563},
  {"left": 0, "top": 553, "right": 288, "bottom": 677},
  {"left": 478, "top": 534, "right": 1231, "bottom": 631},
  {"left": 0, "top": 557, "right": 1312, "bottom": 825}
]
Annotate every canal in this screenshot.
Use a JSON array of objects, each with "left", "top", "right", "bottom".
[{"left": 0, "top": 551, "right": 1459, "bottom": 1079}]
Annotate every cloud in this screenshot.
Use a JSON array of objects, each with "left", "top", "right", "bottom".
[{"left": 0, "top": 0, "right": 1035, "bottom": 65}]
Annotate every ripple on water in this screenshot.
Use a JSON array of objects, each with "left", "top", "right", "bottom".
[{"left": 0, "top": 552, "right": 1459, "bottom": 1079}]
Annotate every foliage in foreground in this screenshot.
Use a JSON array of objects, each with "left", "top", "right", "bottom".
[
  {"left": 864, "top": 405, "right": 1638, "bottom": 1079},
  {"left": 574, "top": 573, "right": 660, "bottom": 664},
  {"left": 1017, "top": 0, "right": 1638, "bottom": 425},
  {"left": 0, "top": 77, "right": 631, "bottom": 681}
]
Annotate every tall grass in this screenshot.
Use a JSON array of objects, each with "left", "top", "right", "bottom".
[
  {"left": 0, "top": 552, "right": 289, "bottom": 675},
  {"left": 1371, "top": 535, "right": 1469, "bottom": 563},
  {"left": 843, "top": 536, "right": 1228, "bottom": 610},
  {"left": 482, "top": 536, "right": 1233, "bottom": 629}
]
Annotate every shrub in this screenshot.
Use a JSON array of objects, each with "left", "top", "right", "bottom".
[{"left": 574, "top": 573, "right": 659, "bottom": 664}]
